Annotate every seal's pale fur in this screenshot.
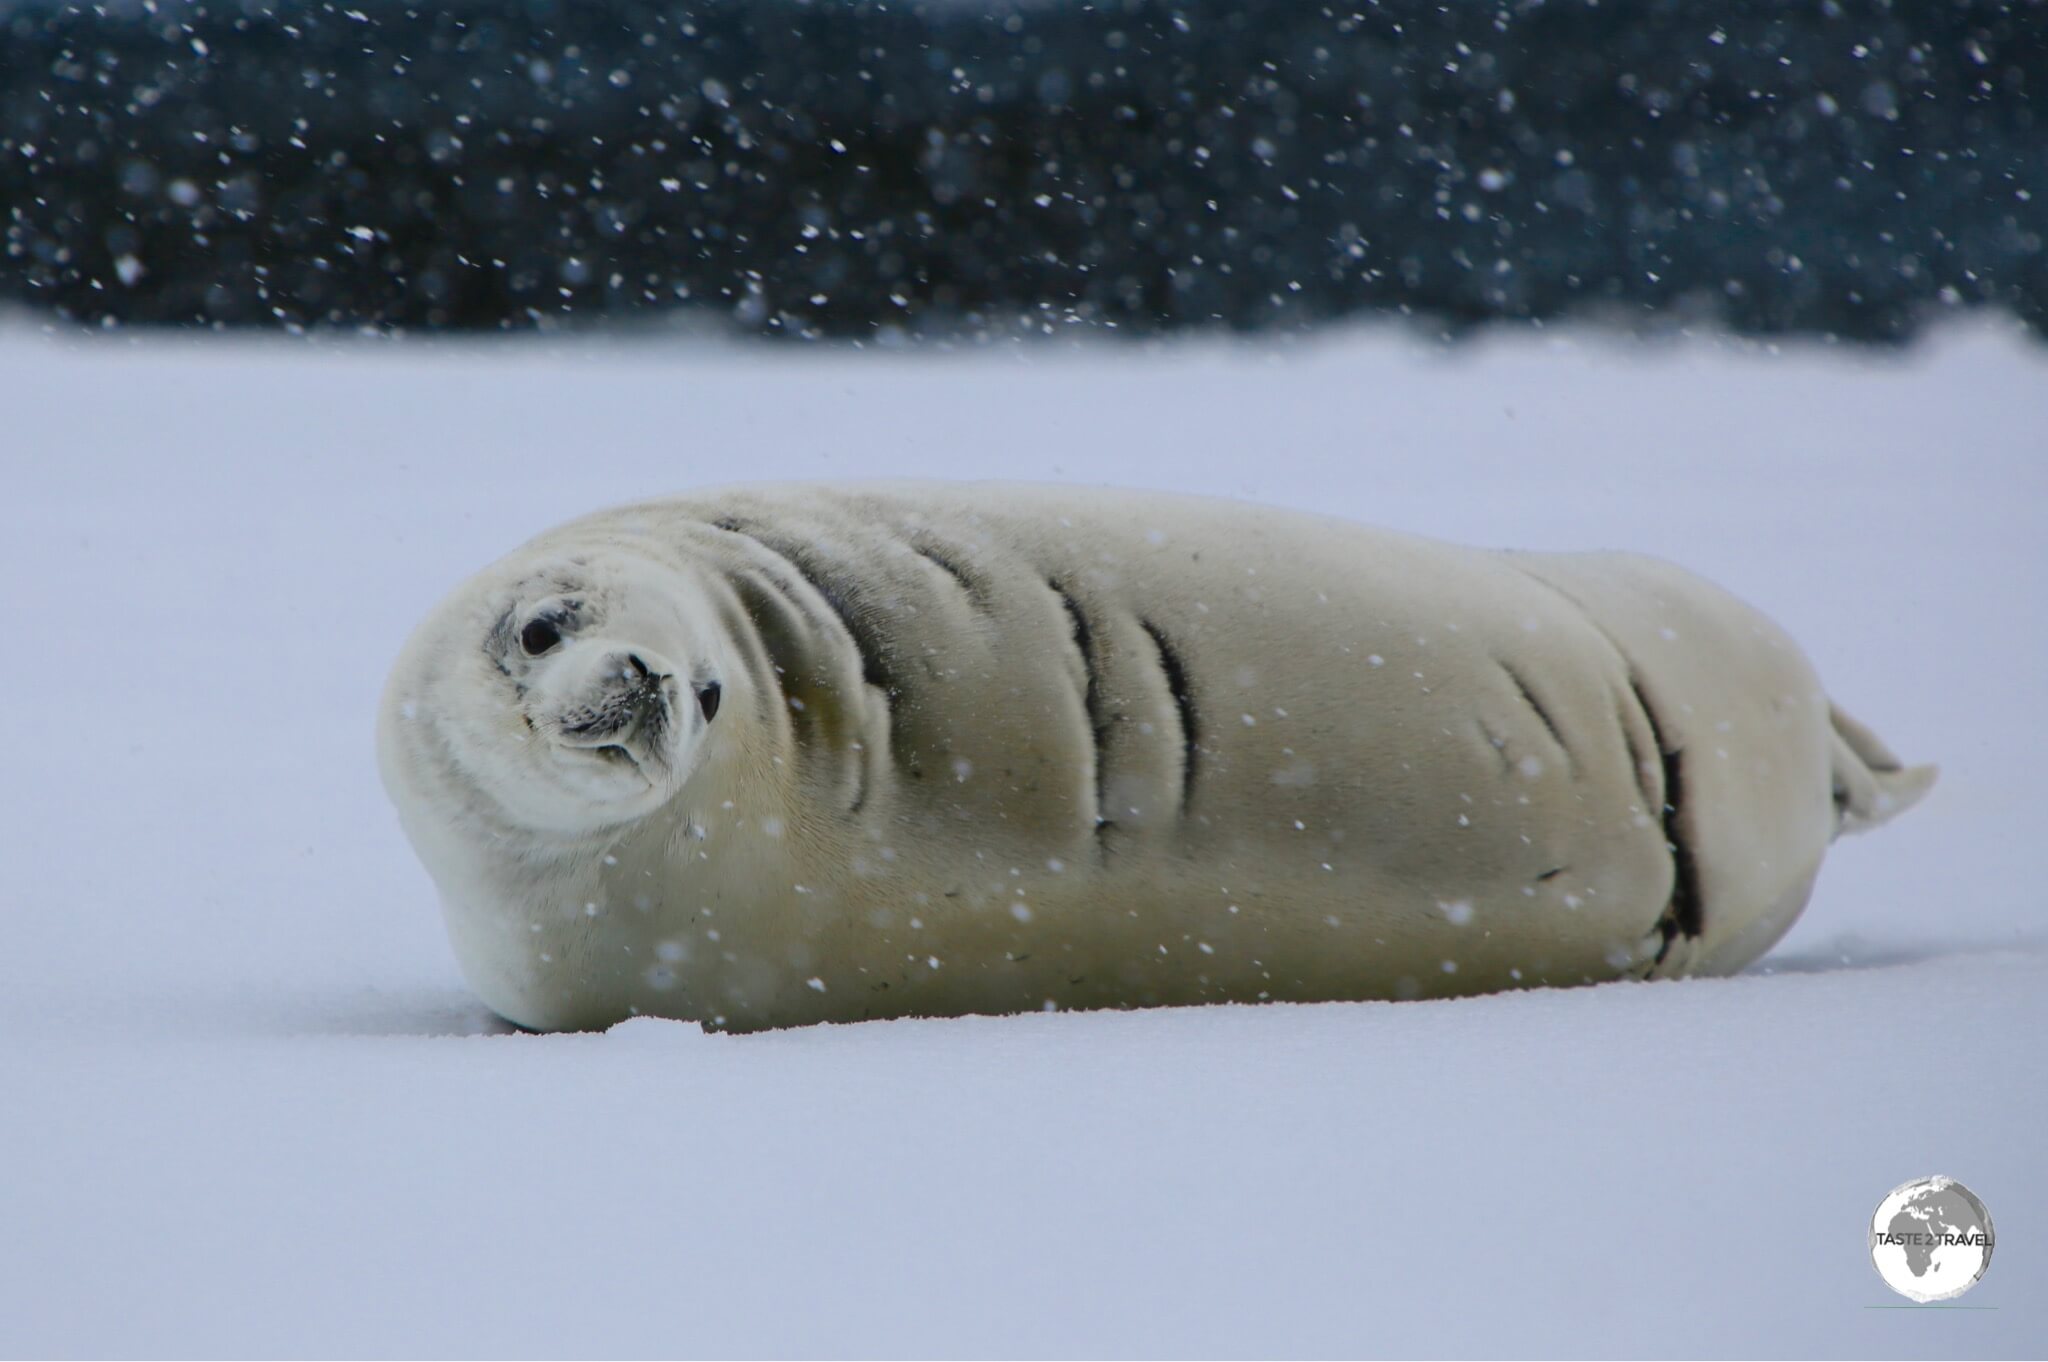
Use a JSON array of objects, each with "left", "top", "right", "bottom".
[{"left": 379, "top": 483, "right": 1934, "bottom": 1032}]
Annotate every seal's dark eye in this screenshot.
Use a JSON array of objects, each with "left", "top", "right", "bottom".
[
  {"left": 520, "top": 617, "right": 562, "bottom": 656},
  {"left": 695, "top": 681, "right": 722, "bottom": 722}
]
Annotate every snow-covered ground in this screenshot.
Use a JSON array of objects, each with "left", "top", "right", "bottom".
[{"left": 1, "top": 320, "right": 2042, "bottom": 1357}]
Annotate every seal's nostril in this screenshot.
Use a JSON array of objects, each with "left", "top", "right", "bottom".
[{"left": 624, "top": 652, "right": 650, "bottom": 680}]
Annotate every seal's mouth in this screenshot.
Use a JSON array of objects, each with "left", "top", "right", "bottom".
[
  {"left": 549, "top": 678, "right": 678, "bottom": 787},
  {"left": 549, "top": 731, "right": 664, "bottom": 795},
  {"left": 558, "top": 708, "right": 668, "bottom": 758}
]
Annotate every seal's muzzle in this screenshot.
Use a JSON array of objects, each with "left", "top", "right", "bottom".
[{"left": 549, "top": 648, "right": 681, "bottom": 769}]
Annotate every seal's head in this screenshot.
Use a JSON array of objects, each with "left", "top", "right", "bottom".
[{"left": 379, "top": 547, "right": 727, "bottom": 843}]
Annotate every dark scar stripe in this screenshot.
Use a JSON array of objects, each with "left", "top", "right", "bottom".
[
  {"left": 1629, "top": 674, "right": 1704, "bottom": 954},
  {"left": 707, "top": 574, "right": 780, "bottom": 727},
  {"left": 1499, "top": 659, "right": 1572, "bottom": 772},
  {"left": 1139, "top": 618, "right": 1198, "bottom": 815},
  {"left": 908, "top": 538, "right": 991, "bottom": 612},
  {"left": 1499, "top": 560, "right": 1702, "bottom": 951},
  {"left": 714, "top": 517, "right": 906, "bottom": 807},
  {"left": 713, "top": 519, "right": 895, "bottom": 700},
  {"left": 1048, "top": 579, "right": 1109, "bottom": 843},
  {"left": 1477, "top": 718, "right": 1514, "bottom": 774},
  {"left": 1615, "top": 684, "right": 1657, "bottom": 811},
  {"left": 725, "top": 568, "right": 816, "bottom": 741}
]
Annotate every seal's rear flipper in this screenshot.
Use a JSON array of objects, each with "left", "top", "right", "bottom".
[{"left": 1829, "top": 702, "right": 1937, "bottom": 837}]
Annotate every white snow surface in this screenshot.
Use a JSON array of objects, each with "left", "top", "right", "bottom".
[{"left": 1, "top": 321, "right": 2043, "bottom": 1357}]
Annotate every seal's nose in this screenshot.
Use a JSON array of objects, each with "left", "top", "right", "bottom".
[
  {"left": 615, "top": 653, "right": 675, "bottom": 729},
  {"left": 611, "top": 651, "right": 669, "bottom": 694}
]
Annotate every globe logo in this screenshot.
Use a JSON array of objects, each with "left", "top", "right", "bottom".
[{"left": 1869, "top": 1176, "right": 1995, "bottom": 1302}]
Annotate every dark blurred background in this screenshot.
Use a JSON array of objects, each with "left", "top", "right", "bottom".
[{"left": 3, "top": 0, "right": 2042, "bottom": 341}]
